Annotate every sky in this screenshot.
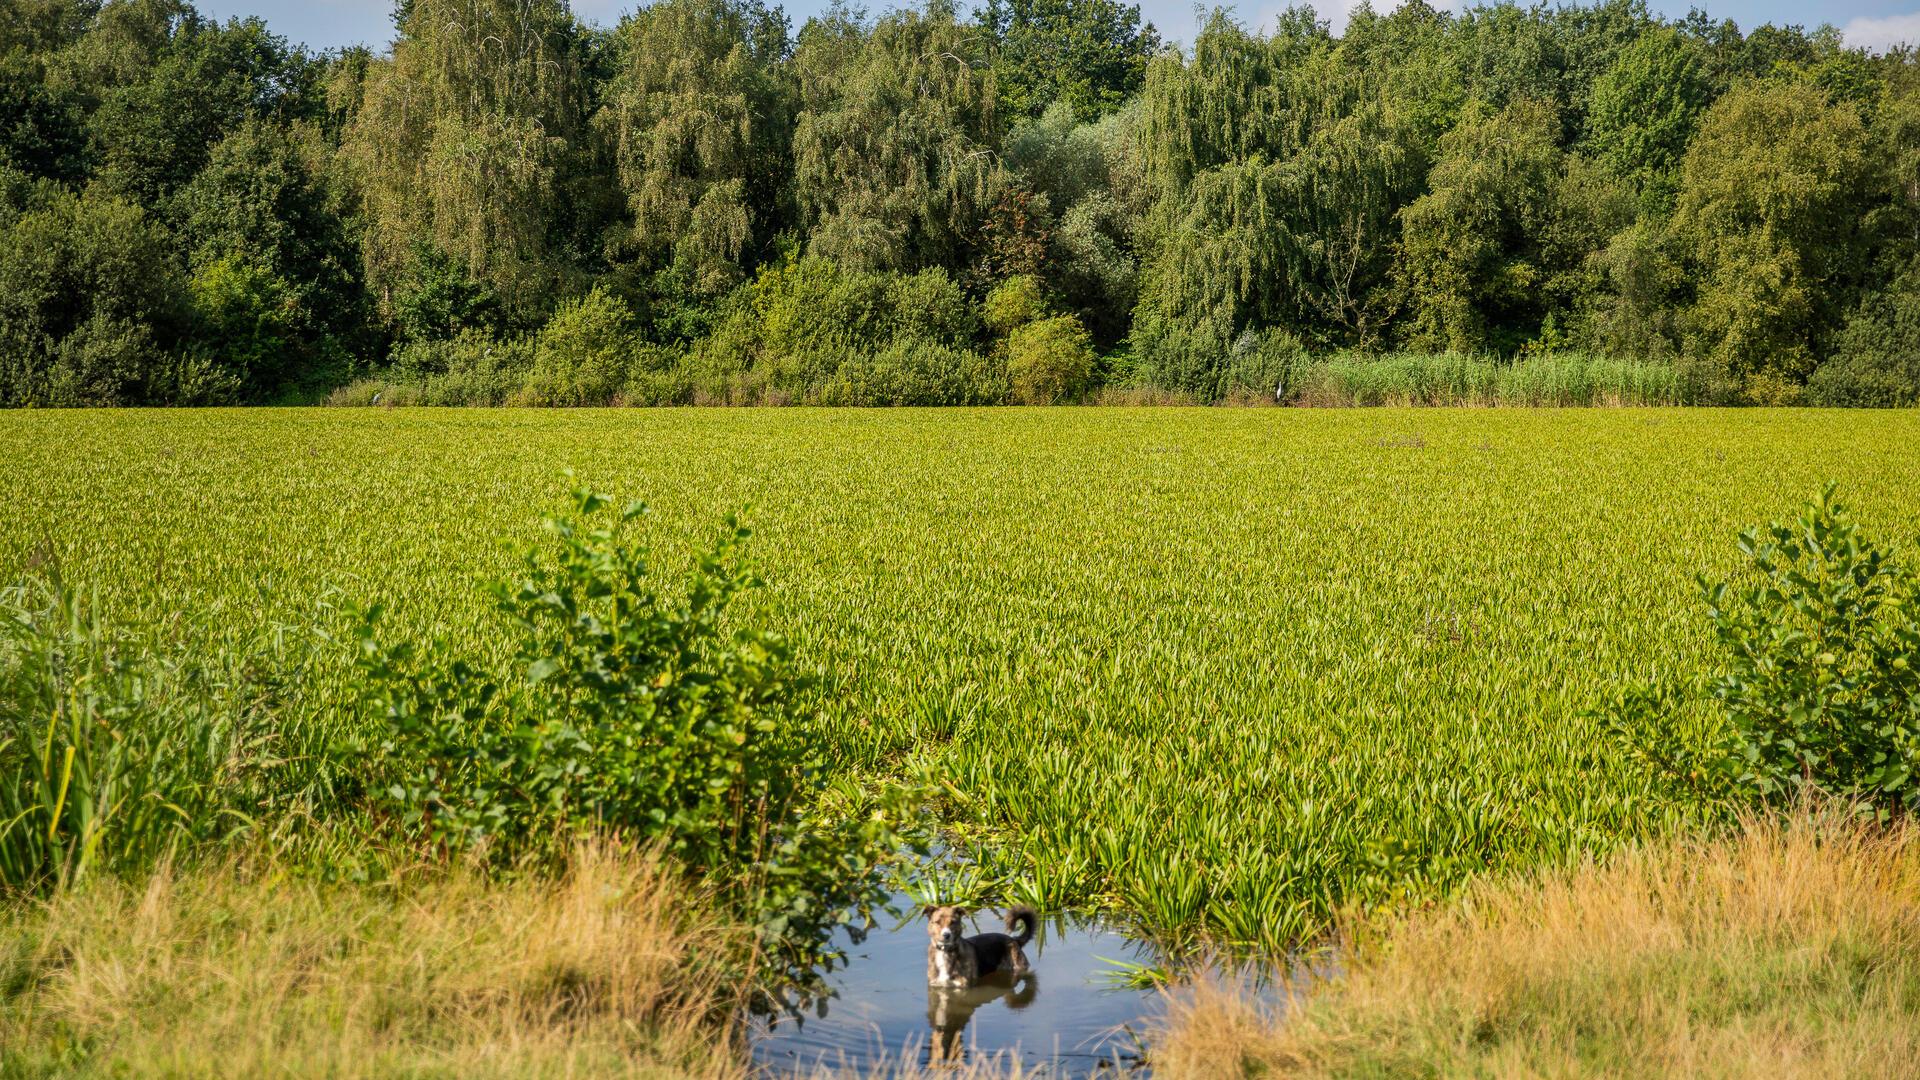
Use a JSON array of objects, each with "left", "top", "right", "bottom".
[{"left": 193, "top": 0, "right": 1920, "bottom": 57}]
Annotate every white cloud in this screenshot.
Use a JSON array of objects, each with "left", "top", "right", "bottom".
[{"left": 1842, "top": 11, "right": 1920, "bottom": 53}]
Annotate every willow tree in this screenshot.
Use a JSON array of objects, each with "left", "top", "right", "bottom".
[
  {"left": 790, "top": 3, "right": 1003, "bottom": 272},
  {"left": 598, "top": 0, "right": 791, "bottom": 297},
  {"left": 342, "top": 0, "right": 587, "bottom": 328},
  {"left": 1132, "top": 12, "right": 1422, "bottom": 363}
]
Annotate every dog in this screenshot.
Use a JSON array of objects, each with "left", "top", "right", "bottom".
[
  {"left": 925, "top": 970, "right": 1037, "bottom": 1065},
  {"left": 925, "top": 905, "right": 1036, "bottom": 989}
]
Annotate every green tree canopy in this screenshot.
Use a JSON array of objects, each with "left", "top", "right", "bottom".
[
  {"left": 342, "top": 0, "right": 589, "bottom": 327},
  {"left": 790, "top": 3, "right": 1004, "bottom": 272},
  {"left": 599, "top": 0, "right": 792, "bottom": 297}
]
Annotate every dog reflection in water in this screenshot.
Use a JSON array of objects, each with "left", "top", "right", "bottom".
[
  {"left": 925, "top": 970, "right": 1038, "bottom": 1066},
  {"left": 923, "top": 906, "right": 1041, "bottom": 1067}
]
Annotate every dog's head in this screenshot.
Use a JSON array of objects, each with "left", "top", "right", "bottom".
[{"left": 925, "top": 905, "right": 967, "bottom": 951}]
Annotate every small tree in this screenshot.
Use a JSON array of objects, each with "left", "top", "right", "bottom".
[
  {"left": 1606, "top": 485, "right": 1920, "bottom": 818},
  {"left": 356, "top": 483, "right": 913, "bottom": 984},
  {"left": 522, "top": 286, "right": 641, "bottom": 405}
]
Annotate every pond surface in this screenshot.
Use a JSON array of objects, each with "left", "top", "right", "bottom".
[{"left": 750, "top": 903, "right": 1167, "bottom": 1076}]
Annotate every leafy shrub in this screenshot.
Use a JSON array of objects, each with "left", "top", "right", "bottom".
[
  {"left": 1606, "top": 485, "right": 1920, "bottom": 817},
  {"left": 519, "top": 286, "right": 653, "bottom": 406},
  {"left": 185, "top": 253, "right": 295, "bottom": 401},
  {"left": 1222, "top": 328, "right": 1306, "bottom": 401},
  {"left": 355, "top": 484, "right": 911, "bottom": 979},
  {"left": 390, "top": 243, "right": 497, "bottom": 343},
  {"left": 0, "top": 182, "right": 183, "bottom": 405},
  {"left": 982, "top": 274, "right": 1050, "bottom": 337},
  {"left": 1809, "top": 271, "right": 1920, "bottom": 407},
  {"left": 1124, "top": 317, "right": 1232, "bottom": 401},
  {"left": 820, "top": 339, "right": 1008, "bottom": 406},
  {"left": 690, "top": 259, "right": 979, "bottom": 400},
  {"left": 382, "top": 330, "right": 536, "bottom": 406},
  {"left": 1007, "top": 315, "right": 1096, "bottom": 404}
]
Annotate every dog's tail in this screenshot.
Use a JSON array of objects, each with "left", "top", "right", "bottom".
[{"left": 1007, "top": 905, "right": 1037, "bottom": 946}]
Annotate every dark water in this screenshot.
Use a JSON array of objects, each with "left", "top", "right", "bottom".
[{"left": 750, "top": 905, "right": 1167, "bottom": 1076}]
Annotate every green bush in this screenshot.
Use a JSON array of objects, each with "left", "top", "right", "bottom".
[
  {"left": 520, "top": 286, "right": 651, "bottom": 406},
  {"left": 384, "top": 331, "right": 535, "bottom": 406},
  {"left": 1124, "top": 318, "right": 1233, "bottom": 401},
  {"left": 1809, "top": 271, "right": 1920, "bottom": 407},
  {"left": 355, "top": 484, "right": 911, "bottom": 979},
  {"left": 185, "top": 254, "right": 296, "bottom": 401},
  {"left": 820, "top": 339, "right": 1008, "bottom": 406},
  {"left": 690, "top": 259, "right": 979, "bottom": 400},
  {"left": 1606, "top": 485, "right": 1920, "bottom": 817},
  {"left": 982, "top": 274, "right": 1050, "bottom": 337},
  {"left": 0, "top": 183, "right": 183, "bottom": 406},
  {"left": 1007, "top": 315, "right": 1096, "bottom": 404},
  {"left": 1222, "top": 328, "right": 1306, "bottom": 401}
]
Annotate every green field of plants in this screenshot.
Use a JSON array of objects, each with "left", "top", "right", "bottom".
[{"left": 6, "top": 407, "right": 1920, "bottom": 950}]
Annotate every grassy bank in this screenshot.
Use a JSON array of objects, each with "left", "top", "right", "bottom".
[
  {"left": 1159, "top": 809, "right": 1920, "bottom": 1078},
  {"left": 1, "top": 846, "right": 742, "bottom": 1078},
  {"left": 7, "top": 812, "right": 1914, "bottom": 1078}
]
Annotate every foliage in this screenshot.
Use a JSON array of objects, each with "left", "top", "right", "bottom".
[
  {"left": 1811, "top": 264, "right": 1920, "bottom": 407},
  {"left": 7, "top": 0, "right": 1920, "bottom": 403},
  {"left": 1584, "top": 27, "right": 1709, "bottom": 206},
  {"left": 0, "top": 580, "right": 274, "bottom": 891},
  {"left": 820, "top": 338, "right": 1008, "bottom": 406},
  {"left": 790, "top": 5, "right": 1003, "bottom": 272},
  {"left": 1608, "top": 486, "right": 1920, "bottom": 817},
  {"left": 1670, "top": 79, "right": 1874, "bottom": 402},
  {"left": 0, "top": 182, "right": 182, "bottom": 405},
  {"left": 86, "top": 12, "right": 315, "bottom": 210},
  {"left": 1286, "top": 350, "right": 1684, "bottom": 407},
  {"left": 355, "top": 483, "right": 911, "bottom": 977},
  {"left": 521, "top": 286, "right": 647, "bottom": 406},
  {"left": 689, "top": 256, "right": 978, "bottom": 400},
  {"left": 184, "top": 253, "right": 296, "bottom": 402},
  {"left": 599, "top": 0, "right": 792, "bottom": 296},
  {"left": 179, "top": 118, "right": 367, "bottom": 371},
  {"left": 341, "top": 0, "right": 588, "bottom": 327},
  {"left": 980, "top": 0, "right": 1161, "bottom": 121},
  {"left": 982, "top": 274, "right": 1051, "bottom": 337},
  {"left": 1006, "top": 314, "right": 1094, "bottom": 403}
]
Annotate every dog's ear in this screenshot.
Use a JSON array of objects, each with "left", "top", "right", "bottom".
[{"left": 922, "top": 904, "right": 940, "bottom": 917}]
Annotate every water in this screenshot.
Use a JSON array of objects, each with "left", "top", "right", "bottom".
[{"left": 750, "top": 904, "right": 1166, "bottom": 1076}]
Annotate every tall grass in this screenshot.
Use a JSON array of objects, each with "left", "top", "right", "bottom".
[
  {"left": 0, "top": 576, "right": 341, "bottom": 887},
  {"left": 327, "top": 349, "right": 1691, "bottom": 408},
  {"left": 0, "top": 844, "right": 744, "bottom": 1076},
  {"left": 1289, "top": 351, "right": 1686, "bottom": 407},
  {"left": 1155, "top": 807, "right": 1920, "bottom": 1078}
]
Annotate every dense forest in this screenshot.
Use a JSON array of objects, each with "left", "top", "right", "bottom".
[{"left": 3, "top": 0, "right": 1919, "bottom": 407}]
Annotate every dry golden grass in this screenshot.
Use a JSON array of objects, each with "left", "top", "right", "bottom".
[
  {"left": 1155, "top": 809, "right": 1920, "bottom": 1079},
  {"left": 0, "top": 845, "right": 746, "bottom": 1078}
]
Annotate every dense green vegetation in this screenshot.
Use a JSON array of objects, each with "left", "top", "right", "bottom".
[
  {"left": 6, "top": 408, "right": 1920, "bottom": 952},
  {"left": 5, "top": 0, "right": 1920, "bottom": 408}
]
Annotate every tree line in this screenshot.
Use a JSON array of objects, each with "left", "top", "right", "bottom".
[{"left": 4, "top": 0, "right": 1920, "bottom": 407}]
